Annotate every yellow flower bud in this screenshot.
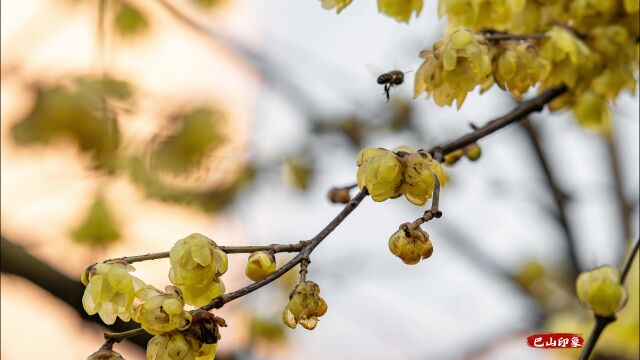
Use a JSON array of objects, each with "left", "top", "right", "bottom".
[
  {"left": 576, "top": 266, "right": 627, "bottom": 317},
  {"left": 82, "top": 261, "right": 146, "bottom": 325},
  {"left": 356, "top": 147, "right": 403, "bottom": 202},
  {"left": 133, "top": 286, "right": 192, "bottom": 335},
  {"left": 327, "top": 187, "right": 351, "bottom": 204},
  {"left": 444, "top": 149, "right": 464, "bottom": 166},
  {"left": 282, "top": 281, "right": 328, "bottom": 330},
  {"left": 463, "top": 143, "right": 482, "bottom": 161},
  {"left": 389, "top": 224, "right": 433, "bottom": 265},
  {"left": 169, "top": 233, "right": 228, "bottom": 307},
  {"left": 245, "top": 251, "right": 276, "bottom": 282}
]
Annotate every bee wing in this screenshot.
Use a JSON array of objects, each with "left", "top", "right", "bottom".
[{"left": 366, "top": 63, "right": 384, "bottom": 78}]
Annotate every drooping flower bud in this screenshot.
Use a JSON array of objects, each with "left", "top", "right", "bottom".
[
  {"left": 282, "top": 281, "right": 328, "bottom": 330},
  {"left": 389, "top": 223, "right": 433, "bottom": 265}
]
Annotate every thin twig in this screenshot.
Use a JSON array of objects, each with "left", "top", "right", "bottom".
[
  {"left": 431, "top": 86, "right": 567, "bottom": 155},
  {"left": 520, "top": 118, "right": 580, "bottom": 278},
  {"left": 578, "top": 237, "right": 639, "bottom": 360},
  {"left": 407, "top": 177, "right": 442, "bottom": 232},
  {"left": 482, "top": 31, "right": 546, "bottom": 42},
  {"left": 107, "top": 243, "right": 306, "bottom": 264},
  {"left": 104, "top": 328, "right": 147, "bottom": 343},
  {"left": 605, "top": 133, "right": 633, "bottom": 265},
  {"left": 201, "top": 188, "right": 369, "bottom": 311},
  {"left": 299, "top": 257, "right": 310, "bottom": 282}
]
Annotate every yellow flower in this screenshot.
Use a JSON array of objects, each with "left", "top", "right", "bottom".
[
  {"left": 282, "top": 281, "right": 328, "bottom": 330},
  {"left": 438, "top": 0, "right": 518, "bottom": 31},
  {"left": 146, "top": 332, "right": 216, "bottom": 360},
  {"left": 133, "top": 286, "right": 192, "bottom": 336},
  {"left": 494, "top": 41, "right": 548, "bottom": 100},
  {"left": 389, "top": 224, "right": 433, "bottom": 264},
  {"left": 572, "top": 90, "right": 611, "bottom": 133},
  {"left": 169, "top": 233, "right": 228, "bottom": 307},
  {"left": 576, "top": 265, "right": 628, "bottom": 317},
  {"left": 82, "top": 261, "right": 145, "bottom": 325},
  {"left": 356, "top": 147, "right": 403, "bottom": 202},
  {"left": 569, "top": 0, "right": 619, "bottom": 33},
  {"left": 539, "top": 27, "right": 600, "bottom": 90},
  {"left": 377, "top": 0, "right": 423, "bottom": 23},
  {"left": 401, "top": 151, "right": 446, "bottom": 206},
  {"left": 245, "top": 251, "right": 276, "bottom": 282},
  {"left": 415, "top": 30, "right": 493, "bottom": 108},
  {"left": 320, "top": 0, "right": 353, "bottom": 13}
]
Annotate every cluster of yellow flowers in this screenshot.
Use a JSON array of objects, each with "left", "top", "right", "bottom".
[
  {"left": 318, "top": 0, "right": 424, "bottom": 22},
  {"left": 414, "top": 30, "right": 493, "bottom": 108},
  {"left": 430, "top": 0, "right": 639, "bottom": 132},
  {"left": 282, "top": 281, "right": 328, "bottom": 330},
  {"left": 357, "top": 147, "right": 446, "bottom": 205},
  {"left": 82, "top": 232, "right": 336, "bottom": 358},
  {"left": 319, "top": 0, "right": 638, "bottom": 133}
]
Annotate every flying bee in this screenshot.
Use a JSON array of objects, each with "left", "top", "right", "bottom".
[{"left": 377, "top": 70, "right": 412, "bottom": 102}]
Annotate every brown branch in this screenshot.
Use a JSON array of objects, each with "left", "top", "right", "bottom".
[
  {"left": 98, "top": 86, "right": 568, "bottom": 342},
  {"left": 106, "top": 243, "right": 305, "bottom": 264},
  {"left": 407, "top": 177, "right": 443, "bottom": 232},
  {"left": 578, "top": 238, "right": 639, "bottom": 360},
  {"left": 481, "top": 31, "right": 546, "bottom": 42},
  {"left": 605, "top": 133, "right": 633, "bottom": 264},
  {"left": 520, "top": 118, "right": 580, "bottom": 278},
  {"left": 201, "top": 188, "right": 369, "bottom": 310},
  {"left": 430, "top": 86, "right": 568, "bottom": 155},
  {"left": 0, "top": 236, "right": 152, "bottom": 349}
]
